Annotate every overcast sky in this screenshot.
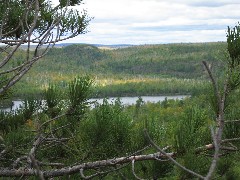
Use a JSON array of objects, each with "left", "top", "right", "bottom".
[{"left": 64, "top": 0, "right": 240, "bottom": 45}]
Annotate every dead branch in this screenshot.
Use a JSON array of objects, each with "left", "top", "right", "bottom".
[
  {"left": 202, "top": 61, "right": 221, "bottom": 108},
  {"left": 225, "top": 119, "right": 240, "bottom": 123},
  {"left": 144, "top": 129, "right": 205, "bottom": 179},
  {"left": 12, "top": 156, "right": 28, "bottom": 169},
  {"left": 29, "top": 154, "right": 45, "bottom": 180},
  {"left": 195, "top": 137, "right": 240, "bottom": 154},
  {"left": 79, "top": 164, "right": 128, "bottom": 179},
  {"left": 0, "top": 152, "right": 174, "bottom": 178}
]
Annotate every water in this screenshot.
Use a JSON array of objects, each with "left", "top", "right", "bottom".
[
  {"left": 90, "top": 95, "right": 188, "bottom": 106},
  {"left": 2, "top": 95, "right": 188, "bottom": 112}
]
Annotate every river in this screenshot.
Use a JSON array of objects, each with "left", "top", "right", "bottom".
[{"left": 3, "top": 95, "right": 188, "bottom": 112}]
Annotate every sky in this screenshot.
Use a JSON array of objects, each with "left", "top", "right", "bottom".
[{"left": 63, "top": 0, "right": 240, "bottom": 45}]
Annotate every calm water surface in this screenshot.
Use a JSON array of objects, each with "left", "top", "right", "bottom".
[
  {"left": 91, "top": 95, "right": 188, "bottom": 105},
  {"left": 3, "top": 95, "right": 188, "bottom": 112}
]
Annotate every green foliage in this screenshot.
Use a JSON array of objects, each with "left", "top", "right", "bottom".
[
  {"left": 223, "top": 153, "right": 240, "bottom": 179},
  {"left": 227, "top": 23, "right": 240, "bottom": 63},
  {"left": 68, "top": 76, "right": 93, "bottom": 108},
  {"left": 174, "top": 153, "right": 210, "bottom": 179},
  {"left": 0, "top": 76, "right": 95, "bottom": 168},
  {"left": 67, "top": 76, "right": 93, "bottom": 121},
  {"left": 0, "top": 0, "right": 90, "bottom": 39},
  {"left": 10, "top": 42, "right": 224, "bottom": 98},
  {"left": 0, "top": 0, "right": 27, "bottom": 39},
  {"left": 49, "top": 76, "right": 93, "bottom": 137},
  {"left": 135, "top": 96, "right": 144, "bottom": 117},
  {"left": 96, "top": 78, "right": 207, "bottom": 97},
  {"left": 1, "top": 31, "right": 240, "bottom": 178},
  {"left": 223, "top": 92, "right": 240, "bottom": 138},
  {"left": 18, "top": 97, "right": 41, "bottom": 120},
  {"left": 0, "top": 75, "right": 13, "bottom": 101},
  {"left": 225, "top": 23, "right": 240, "bottom": 92},
  {"left": 60, "top": 0, "right": 83, "bottom": 7},
  {"left": 98, "top": 42, "right": 224, "bottom": 78},
  {"left": 76, "top": 98, "right": 132, "bottom": 160},
  {"left": 1, "top": 127, "right": 34, "bottom": 166},
  {"left": 1, "top": 87, "right": 240, "bottom": 178},
  {"left": 43, "top": 84, "right": 61, "bottom": 118},
  {"left": 0, "top": 111, "right": 25, "bottom": 135},
  {"left": 44, "top": 84, "right": 60, "bottom": 109},
  {"left": 174, "top": 105, "right": 210, "bottom": 154}
]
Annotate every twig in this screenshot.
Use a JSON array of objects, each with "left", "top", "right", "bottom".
[
  {"left": 144, "top": 129, "right": 205, "bottom": 179},
  {"left": 29, "top": 154, "right": 45, "bottom": 180},
  {"left": 224, "top": 119, "right": 240, "bottom": 123},
  {"left": 202, "top": 61, "right": 221, "bottom": 110},
  {"left": 79, "top": 164, "right": 128, "bottom": 179},
  {"left": 205, "top": 126, "right": 219, "bottom": 180},
  {"left": 132, "top": 159, "right": 146, "bottom": 180},
  {"left": 12, "top": 156, "right": 28, "bottom": 169}
]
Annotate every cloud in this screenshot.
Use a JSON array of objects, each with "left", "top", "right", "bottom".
[
  {"left": 187, "top": 1, "right": 240, "bottom": 7},
  {"left": 61, "top": 0, "right": 240, "bottom": 44},
  {"left": 132, "top": 24, "right": 227, "bottom": 32},
  {"left": 67, "top": 28, "right": 226, "bottom": 45},
  {"left": 160, "top": 0, "right": 240, "bottom": 7}
]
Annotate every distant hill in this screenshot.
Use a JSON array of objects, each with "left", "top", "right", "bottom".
[
  {"left": 19, "top": 43, "right": 134, "bottom": 49},
  {"left": 12, "top": 42, "right": 227, "bottom": 97},
  {"left": 54, "top": 43, "right": 134, "bottom": 49},
  {"left": 31, "top": 42, "right": 226, "bottom": 79}
]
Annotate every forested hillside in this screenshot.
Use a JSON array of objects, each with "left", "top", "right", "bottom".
[
  {"left": 14, "top": 42, "right": 226, "bottom": 98},
  {"left": 35, "top": 42, "right": 226, "bottom": 77}
]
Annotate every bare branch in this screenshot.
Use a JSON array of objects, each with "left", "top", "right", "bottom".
[
  {"left": 79, "top": 164, "right": 128, "bottom": 179},
  {"left": 144, "top": 129, "right": 205, "bottom": 179},
  {"left": 222, "top": 137, "right": 240, "bottom": 143},
  {"left": 202, "top": 61, "right": 221, "bottom": 110},
  {"left": 132, "top": 159, "right": 146, "bottom": 180},
  {"left": 37, "top": 161, "right": 64, "bottom": 168},
  {"left": 205, "top": 126, "right": 220, "bottom": 180},
  {"left": 195, "top": 137, "right": 240, "bottom": 154},
  {"left": 0, "top": 0, "right": 39, "bottom": 68},
  {"left": 0, "top": 152, "right": 174, "bottom": 178},
  {"left": 12, "top": 156, "right": 28, "bottom": 169},
  {"left": 225, "top": 119, "right": 240, "bottom": 123},
  {"left": 29, "top": 154, "right": 45, "bottom": 180}
]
